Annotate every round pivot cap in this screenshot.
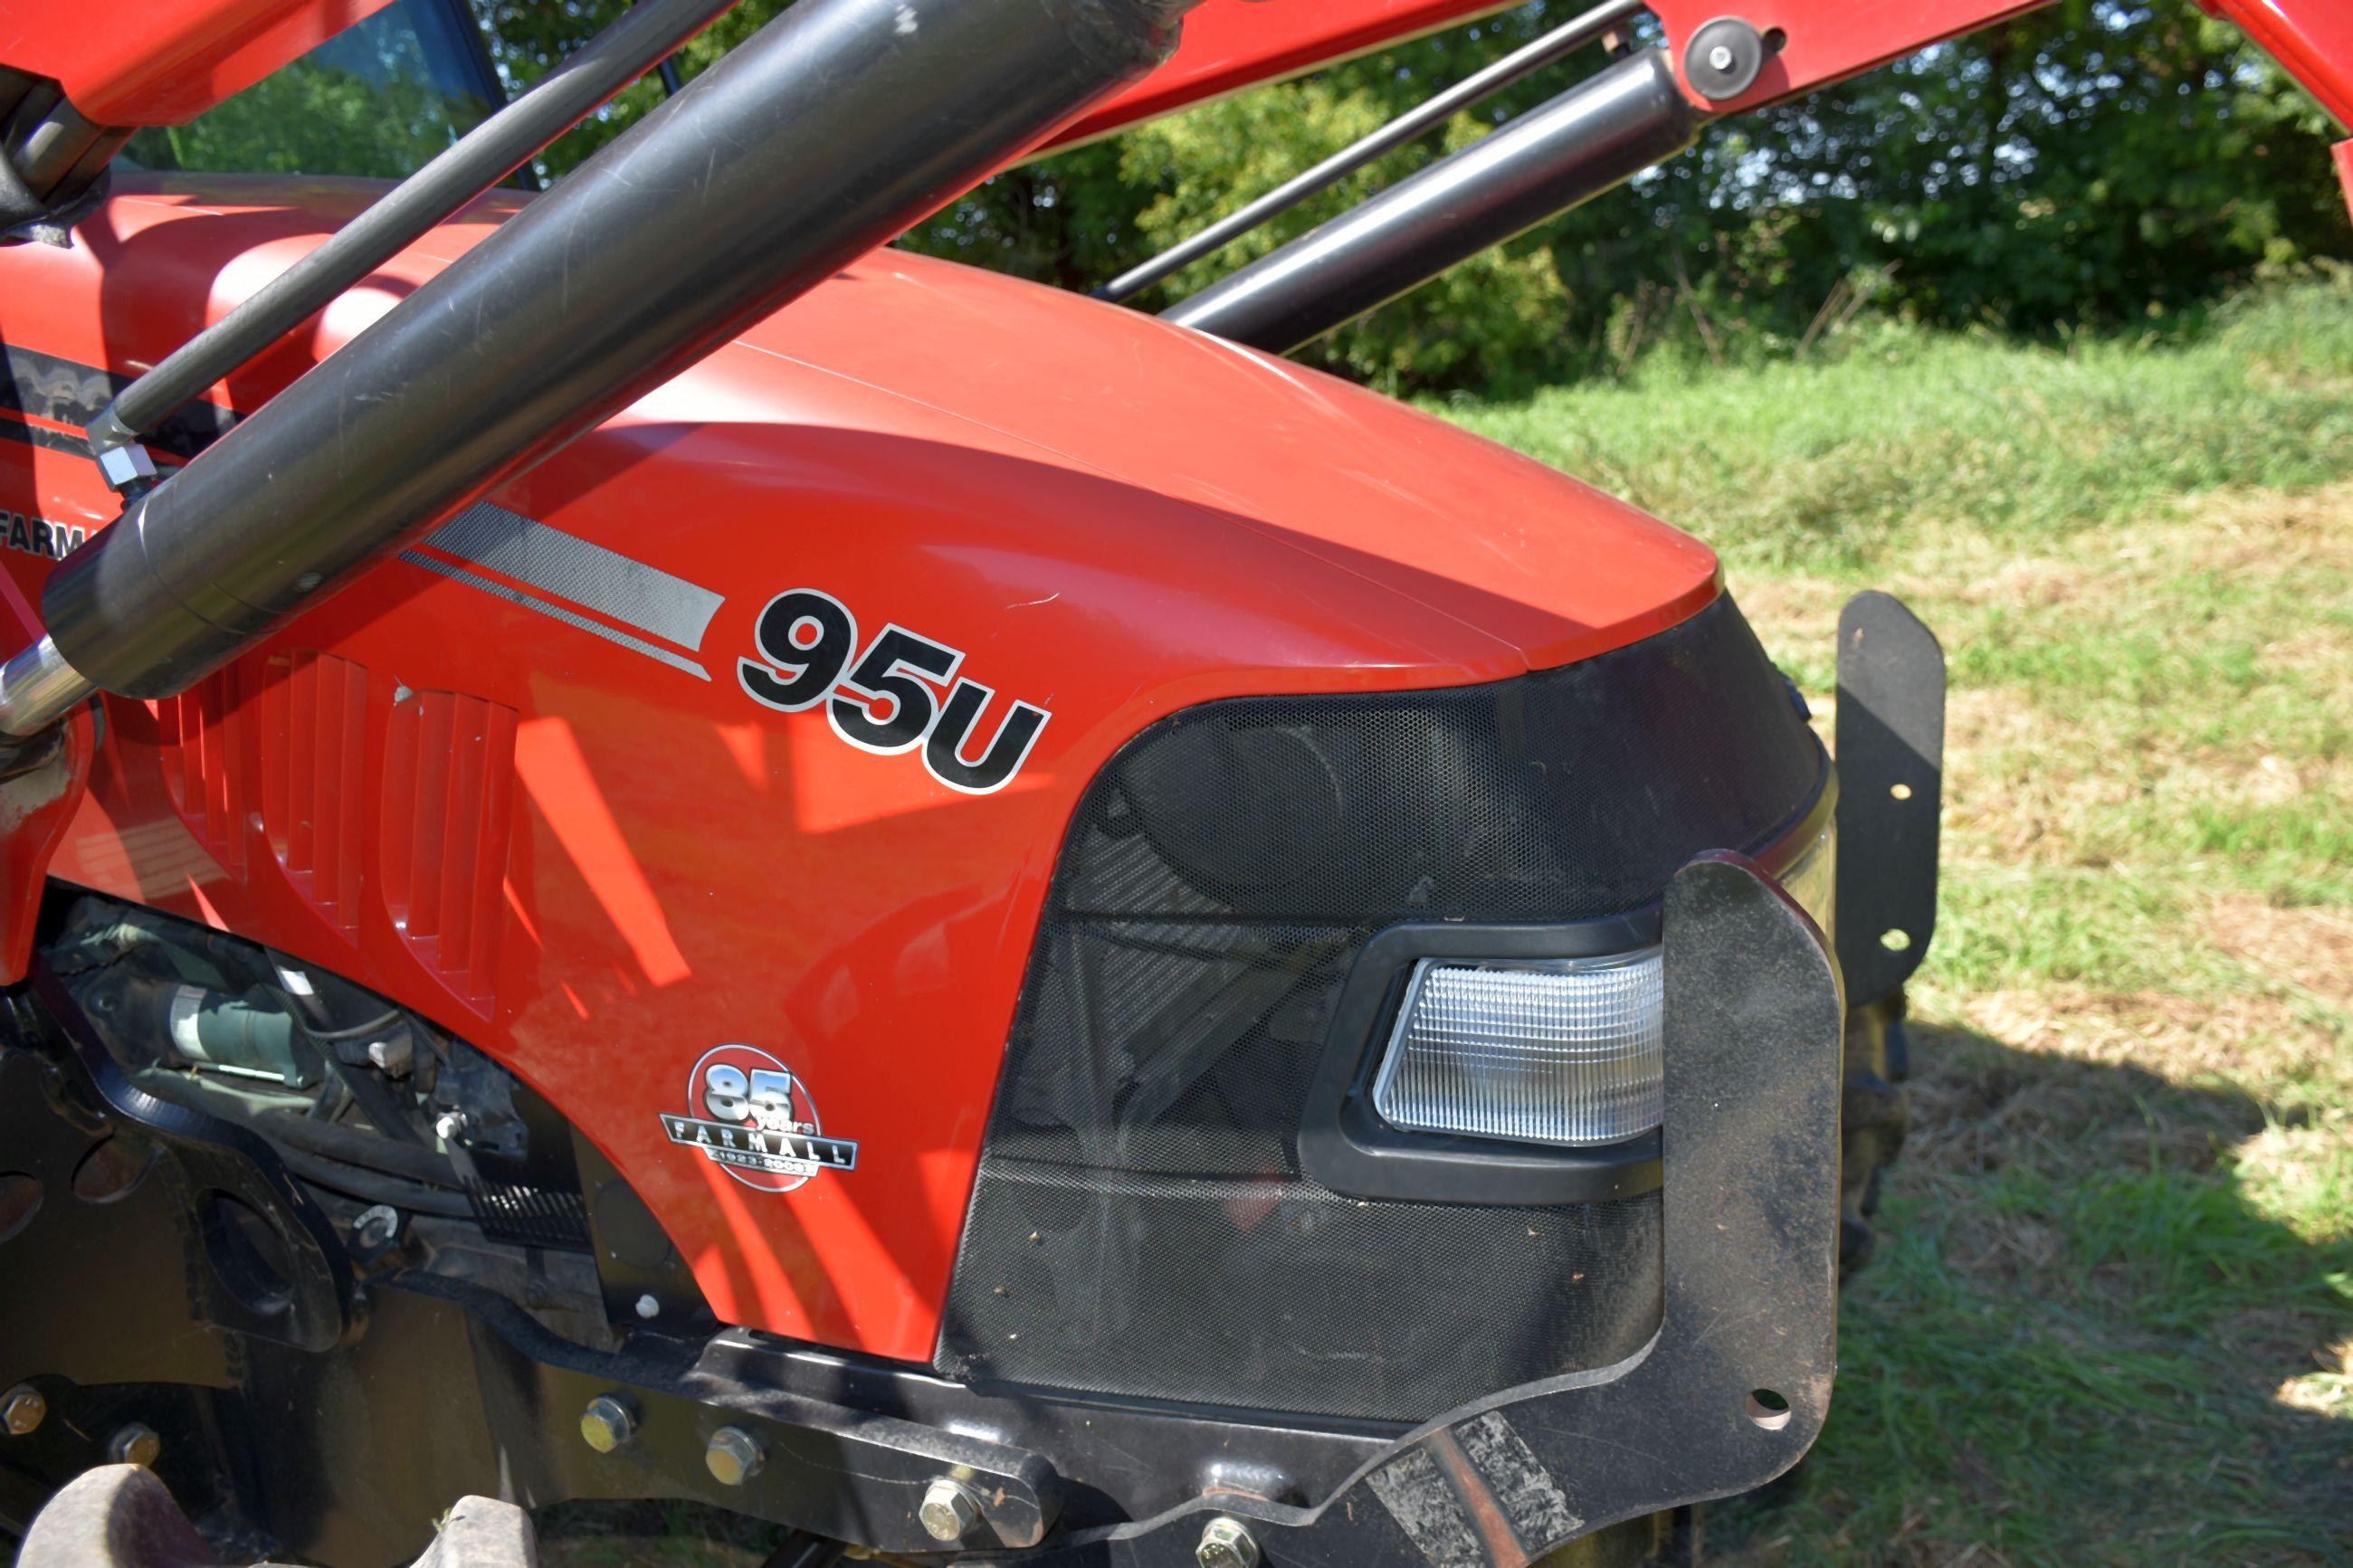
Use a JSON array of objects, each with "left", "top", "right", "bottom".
[
  {"left": 3, "top": 1385, "right": 45, "bottom": 1436},
  {"left": 579, "top": 1394, "right": 637, "bottom": 1453},
  {"left": 1198, "top": 1516, "right": 1262, "bottom": 1568},
  {"left": 705, "top": 1426, "right": 766, "bottom": 1486},
  {"left": 919, "top": 1478, "right": 982, "bottom": 1544},
  {"left": 1686, "top": 16, "right": 1767, "bottom": 100},
  {"left": 108, "top": 1423, "right": 163, "bottom": 1468}
]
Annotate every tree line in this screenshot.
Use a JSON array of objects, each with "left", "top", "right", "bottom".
[{"left": 488, "top": 0, "right": 2348, "bottom": 391}]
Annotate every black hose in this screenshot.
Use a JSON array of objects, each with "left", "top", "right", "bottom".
[
  {"left": 255, "top": 1109, "right": 465, "bottom": 1189},
  {"left": 129, "top": 1071, "right": 472, "bottom": 1216},
  {"left": 272, "top": 1145, "right": 475, "bottom": 1218}
]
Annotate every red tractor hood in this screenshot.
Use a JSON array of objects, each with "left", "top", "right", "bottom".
[
  {"left": 65, "top": 177, "right": 1719, "bottom": 681},
  {"left": 0, "top": 176, "right": 1722, "bottom": 1362}
]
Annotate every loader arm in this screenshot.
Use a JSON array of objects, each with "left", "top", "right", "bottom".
[
  {"left": 0, "top": 0, "right": 2333, "bottom": 1562},
  {"left": 1061, "top": 0, "right": 2352, "bottom": 150}
]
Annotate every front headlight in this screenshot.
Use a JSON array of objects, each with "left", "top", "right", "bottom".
[
  {"left": 1372, "top": 950, "right": 1664, "bottom": 1147},
  {"left": 1367, "top": 816, "right": 1833, "bottom": 1152}
]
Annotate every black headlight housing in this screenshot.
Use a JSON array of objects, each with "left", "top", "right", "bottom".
[{"left": 938, "top": 593, "right": 1828, "bottom": 1423}]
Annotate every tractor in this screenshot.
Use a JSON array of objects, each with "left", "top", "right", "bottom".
[{"left": 0, "top": 0, "right": 2343, "bottom": 1563}]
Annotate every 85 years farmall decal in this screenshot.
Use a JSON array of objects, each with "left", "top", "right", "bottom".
[{"left": 661, "top": 1044, "right": 859, "bottom": 1193}]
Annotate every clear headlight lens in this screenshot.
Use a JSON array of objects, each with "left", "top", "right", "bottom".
[
  {"left": 1372, "top": 950, "right": 1663, "bottom": 1147},
  {"left": 1368, "top": 819, "right": 1830, "bottom": 1150}
]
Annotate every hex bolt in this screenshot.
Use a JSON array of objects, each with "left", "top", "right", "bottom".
[
  {"left": 95, "top": 443, "right": 157, "bottom": 495},
  {"left": 1707, "top": 43, "right": 1735, "bottom": 71},
  {"left": 1198, "top": 1516, "right": 1261, "bottom": 1568},
  {"left": 634, "top": 1293, "right": 661, "bottom": 1320},
  {"left": 919, "top": 1477, "right": 982, "bottom": 1544},
  {"left": 579, "top": 1394, "right": 638, "bottom": 1454},
  {"left": 2, "top": 1385, "right": 45, "bottom": 1436},
  {"left": 107, "top": 1423, "right": 162, "bottom": 1468},
  {"left": 705, "top": 1425, "right": 765, "bottom": 1487}
]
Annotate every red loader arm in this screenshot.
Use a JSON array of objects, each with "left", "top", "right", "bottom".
[{"left": 1062, "top": 0, "right": 2353, "bottom": 213}]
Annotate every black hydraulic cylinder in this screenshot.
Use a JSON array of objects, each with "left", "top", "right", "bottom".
[
  {"left": 90, "top": 0, "right": 743, "bottom": 452},
  {"left": 46, "top": 0, "right": 1190, "bottom": 700},
  {"left": 1161, "top": 48, "right": 1701, "bottom": 355}
]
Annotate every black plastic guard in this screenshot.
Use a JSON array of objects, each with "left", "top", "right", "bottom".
[
  {"left": 1833, "top": 591, "right": 1946, "bottom": 1011},
  {"left": 1022, "top": 851, "right": 1845, "bottom": 1566}
]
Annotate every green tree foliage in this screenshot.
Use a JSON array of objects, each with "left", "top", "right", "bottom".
[{"left": 408, "top": 1, "right": 2353, "bottom": 391}]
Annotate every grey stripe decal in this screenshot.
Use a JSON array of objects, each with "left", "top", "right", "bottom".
[
  {"left": 399, "top": 552, "right": 711, "bottom": 681},
  {"left": 421, "top": 501, "right": 723, "bottom": 653},
  {"left": 1367, "top": 1449, "right": 1485, "bottom": 1568},
  {"left": 1455, "top": 1412, "right": 1581, "bottom": 1555}
]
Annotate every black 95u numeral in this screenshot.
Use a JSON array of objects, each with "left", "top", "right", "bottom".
[{"left": 738, "top": 588, "right": 1052, "bottom": 795}]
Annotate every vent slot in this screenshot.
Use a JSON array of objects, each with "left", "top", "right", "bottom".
[
  {"left": 258, "top": 651, "right": 368, "bottom": 932},
  {"left": 381, "top": 689, "right": 519, "bottom": 1009},
  {"left": 158, "top": 668, "right": 248, "bottom": 871}
]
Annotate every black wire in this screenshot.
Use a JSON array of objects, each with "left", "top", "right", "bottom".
[
  {"left": 273, "top": 1145, "right": 474, "bottom": 1218},
  {"left": 257, "top": 1110, "right": 466, "bottom": 1190}
]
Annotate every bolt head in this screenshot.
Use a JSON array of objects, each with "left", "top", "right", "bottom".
[
  {"left": 634, "top": 1293, "right": 661, "bottom": 1320},
  {"left": 1198, "top": 1516, "right": 1261, "bottom": 1568},
  {"left": 705, "top": 1425, "right": 765, "bottom": 1487},
  {"left": 95, "top": 444, "right": 157, "bottom": 494},
  {"left": 579, "top": 1395, "right": 636, "bottom": 1453},
  {"left": 919, "top": 1478, "right": 982, "bottom": 1544},
  {"left": 107, "top": 1423, "right": 161, "bottom": 1468},
  {"left": 3, "top": 1386, "right": 45, "bottom": 1436},
  {"left": 1707, "top": 43, "right": 1736, "bottom": 71}
]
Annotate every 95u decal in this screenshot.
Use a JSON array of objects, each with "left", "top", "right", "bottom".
[{"left": 738, "top": 588, "right": 1051, "bottom": 794}]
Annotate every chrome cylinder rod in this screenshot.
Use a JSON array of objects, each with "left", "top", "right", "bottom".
[{"left": 0, "top": 637, "right": 94, "bottom": 736}]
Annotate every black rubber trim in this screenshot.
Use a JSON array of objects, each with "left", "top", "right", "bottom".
[{"left": 1297, "top": 768, "right": 1834, "bottom": 1205}]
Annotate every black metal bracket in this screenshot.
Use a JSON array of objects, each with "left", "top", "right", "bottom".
[
  {"left": 1010, "top": 850, "right": 1846, "bottom": 1566},
  {"left": 270, "top": 1270, "right": 1064, "bottom": 1558},
  {"left": 1832, "top": 591, "right": 1947, "bottom": 1012}
]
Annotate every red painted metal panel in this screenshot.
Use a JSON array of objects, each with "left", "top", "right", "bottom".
[
  {"left": 2204, "top": 0, "right": 2353, "bottom": 131},
  {"left": 0, "top": 178, "right": 1718, "bottom": 1363},
  {"left": 1643, "top": 0, "right": 2053, "bottom": 113},
  {"left": 0, "top": 0, "right": 405, "bottom": 126}
]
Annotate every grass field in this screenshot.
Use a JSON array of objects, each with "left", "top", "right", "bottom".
[
  {"left": 1449, "top": 275, "right": 2353, "bottom": 1566},
  {"left": 537, "top": 279, "right": 2353, "bottom": 1566}
]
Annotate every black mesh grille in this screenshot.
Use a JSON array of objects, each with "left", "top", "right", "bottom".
[{"left": 939, "top": 594, "right": 1823, "bottom": 1422}]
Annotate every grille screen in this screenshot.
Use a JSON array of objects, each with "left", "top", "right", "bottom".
[{"left": 938, "top": 594, "right": 1823, "bottom": 1422}]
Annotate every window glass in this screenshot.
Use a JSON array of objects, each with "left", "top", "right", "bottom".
[{"left": 124, "top": 0, "right": 501, "bottom": 181}]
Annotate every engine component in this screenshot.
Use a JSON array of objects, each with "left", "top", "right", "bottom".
[{"left": 160, "top": 984, "right": 310, "bottom": 1088}]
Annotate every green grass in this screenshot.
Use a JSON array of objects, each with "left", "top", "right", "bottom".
[{"left": 1446, "top": 275, "right": 2353, "bottom": 1566}]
